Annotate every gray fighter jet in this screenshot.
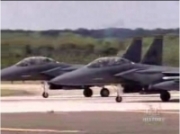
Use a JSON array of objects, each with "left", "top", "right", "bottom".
[
  {"left": 1, "top": 37, "right": 143, "bottom": 98},
  {"left": 50, "top": 56, "right": 178, "bottom": 102},
  {"left": 1, "top": 56, "right": 83, "bottom": 81},
  {"left": 49, "top": 36, "right": 177, "bottom": 102},
  {"left": 47, "top": 37, "right": 143, "bottom": 97}
]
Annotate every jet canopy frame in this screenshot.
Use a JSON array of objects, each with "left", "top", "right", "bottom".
[
  {"left": 16, "top": 56, "right": 57, "bottom": 67},
  {"left": 87, "top": 57, "right": 132, "bottom": 68}
]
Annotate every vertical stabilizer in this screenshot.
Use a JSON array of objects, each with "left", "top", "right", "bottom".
[
  {"left": 141, "top": 36, "right": 163, "bottom": 65},
  {"left": 122, "top": 37, "right": 142, "bottom": 63}
]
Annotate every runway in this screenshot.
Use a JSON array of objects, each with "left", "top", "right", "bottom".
[
  {"left": 1, "top": 92, "right": 179, "bottom": 113},
  {"left": 1, "top": 111, "right": 179, "bottom": 134},
  {"left": 1, "top": 91, "right": 179, "bottom": 134}
]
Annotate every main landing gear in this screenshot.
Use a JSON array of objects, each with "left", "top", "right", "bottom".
[
  {"left": 140, "top": 87, "right": 171, "bottom": 102},
  {"left": 83, "top": 87, "right": 93, "bottom": 97},
  {"left": 160, "top": 90, "right": 171, "bottom": 102},
  {"left": 100, "top": 87, "right": 110, "bottom": 97},
  {"left": 42, "top": 82, "right": 49, "bottom": 98},
  {"left": 83, "top": 87, "right": 110, "bottom": 97},
  {"left": 114, "top": 84, "right": 171, "bottom": 103}
]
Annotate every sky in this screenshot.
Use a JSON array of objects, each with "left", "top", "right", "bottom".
[{"left": 1, "top": 1, "right": 179, "bottom": 30}]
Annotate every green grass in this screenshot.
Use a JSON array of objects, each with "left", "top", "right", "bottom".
[{"left": 1, "top": 32, "right": 179, "bottom": 68}]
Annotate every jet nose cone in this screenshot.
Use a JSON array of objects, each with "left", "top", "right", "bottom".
[
  {"left": 1, "top": 66, "right": 22, "bottom": 81},
  {"left": 50, "top": 68, "right": 87, "bottom": 86},
  {"left": 1, "top": 67, "right": 11, "bottom": 81},
  {"left": 49, "top": 67, "right": 94, "bottom": 86},
  {"left": 50, "top": 74, "right": 75, "bottom": 85}
]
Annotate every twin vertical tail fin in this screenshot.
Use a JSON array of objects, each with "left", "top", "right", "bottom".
[
  {"left": 122, "top": 37, "right": 142, "bottom": 63},
  {"left": 122, "top": 35, "right": 163, "bottom": 65},
  {"left": 141, "top": 36, "right": 163, "bottom": 65}
]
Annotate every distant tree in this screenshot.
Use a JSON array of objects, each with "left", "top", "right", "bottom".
[{"left": 25, "top": 45, "right": 32, "bottom": 55}]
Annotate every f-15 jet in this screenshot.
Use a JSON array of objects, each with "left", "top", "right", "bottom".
[
  {"left": 1, "top": 56, "right": 83, "bottom": 81},
  {"left": 1, "top": 37, "right": 143, "bottom": 98},
  {"left": 47, "top": 37, "right": 143, "bottom": 98},
  {"left": 50, "top": 56, "right": 178, "bottom": 102},
  {"left": 49, "top": 36, "right": 177, "bottom": 102}
]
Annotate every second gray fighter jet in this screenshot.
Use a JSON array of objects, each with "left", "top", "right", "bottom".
[{"left": 49, "top": 36, "right": 176, "bottom": 102}]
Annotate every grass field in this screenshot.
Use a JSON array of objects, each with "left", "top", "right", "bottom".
[{"left": 1, "top": 32, "right": 179, "bottom": 68}]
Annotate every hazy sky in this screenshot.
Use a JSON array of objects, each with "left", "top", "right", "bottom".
[{"left": 1, "top": 1, "right": 179, "bottom": 30}]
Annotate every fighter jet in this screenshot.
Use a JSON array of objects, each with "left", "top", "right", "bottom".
[
  {"left": 46, "top": 37, "right": 143, "bottom": 98},
  {"left": 1, "top": 37, "right": 142, "bottom": 98},
  {"left": 1, "top": 56, "right": 84, "bottom": 81},
  {"left": 50, "top": 56, "right": 178, "bottom": 102},
  {"left": 49, "top": 36, "right": 176, "bottom": 102}
]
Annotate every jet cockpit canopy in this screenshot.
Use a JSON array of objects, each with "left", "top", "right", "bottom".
[
  {"left": 87, "top": 57, "right": 132, "bottom": 68},
  {"left": 16, "top": 56, "right": 58, "bottom": 67}
]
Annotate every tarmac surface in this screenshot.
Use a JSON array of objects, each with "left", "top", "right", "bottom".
[
  {"left": 1, "top": 111, "right": 179, "bottom": 134},
  {"left": 1, "top": 83, "right": 179, "bottom": 134}
]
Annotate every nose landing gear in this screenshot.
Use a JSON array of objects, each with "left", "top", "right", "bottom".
[
  {"left": 116, "top": 96, "right": 123, "bottom": 102},
  {"left": 115, "top": 84, "right": 123, "bottom": 103},
  {"left": 42, "top": 92, "right": 49, "bottom": 98},
  {"left": 42, "top": 82, "right": 49, "bottom": 98}
]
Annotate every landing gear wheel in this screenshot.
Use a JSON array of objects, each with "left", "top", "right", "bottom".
[
  {"left": 100, "top": 88, "right": 110, "bottom": 97},
  {"left": 42, "top": 92, "right": 49, "bottom": 98},
  {"left": 160, "top": 91, "right": 170, "bottom": 102},
  {"left": 83, "top": 88, "right": 93, "bottom": 97},
  {"left": 115, "top": 96, "right": 122, "bottom": 103}
]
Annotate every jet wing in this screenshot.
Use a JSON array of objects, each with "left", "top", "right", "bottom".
[
  {"left": 136, "top": 69, "right": 163, "bottom": 74},
  {"left": 115, "top": 68, "right": 179, "bottom": 86},
  {"left": 152, "top": 80, "right": 179, "bottom": 91},
  {"left": 40, "top": 67, "right": 65, "bottom": 78},
  {"left": 61, "top": 65, "right": 83, "bottom": 71},
  {"left": 136, "top": 69, "right": 179, "bottom": 80},
  {"left": 115, "top": 69, "right": 139, "bottom": 77},
  {"left": 136, "top": 69, "right": 179, "bottom": 75},
  {"left": 41, "top": 65, "right": 83, "bottom": 78},
  {"left": 115, "top": 69, "right": 156, "bottom": 85}
]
